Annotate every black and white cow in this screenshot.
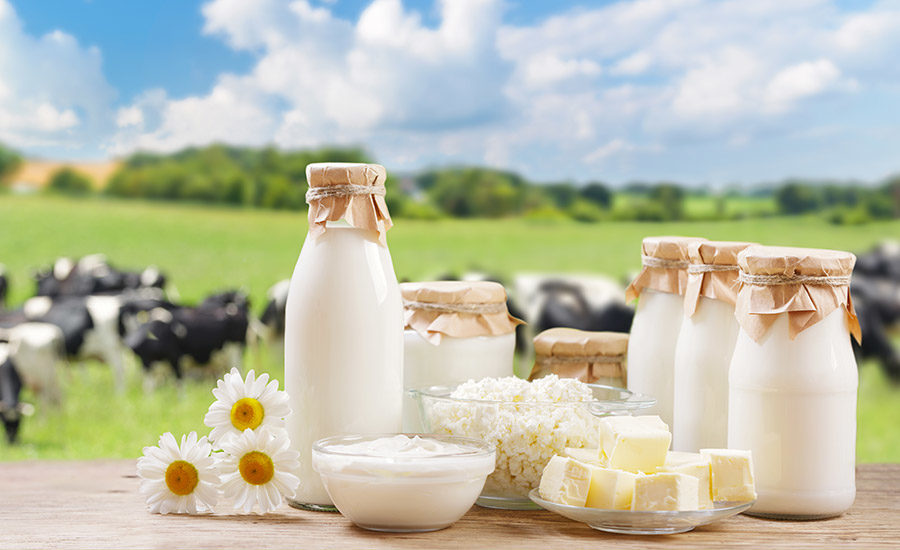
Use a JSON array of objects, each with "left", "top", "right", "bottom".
[
  {"left": 852, "top": 276, "right": 900, "bottom": 382},
  {"left": 0, "top": 342, "right": 35, "bottom": 444},
  {"left": 0, "top": 313, "right": 67, "bottom": 405},
  {"left": 0, "top": 264, "right": 8, "bottom": 310},
  {"left": 259, "top": 280, "right": 290, "bottom": 341},
  {"left": 125, "top": 291, "right": 250, "bottom": 382},
  {"left": 34, "top": 255, "right": 166, "bottom": 298}
]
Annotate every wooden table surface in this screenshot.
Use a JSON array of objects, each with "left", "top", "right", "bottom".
[{"left": 1, "top": 460, "right": 898, "bottom": 549}]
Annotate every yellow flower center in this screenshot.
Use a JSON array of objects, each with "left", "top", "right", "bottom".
[
  {"left": 165, "top": 460, "right": 199, "bottom": 496},
  {"left": 239, "top": 451, "right": 275, "bottom": 485},
  {"left": 230, "top": 397, "right": 264, "bottom": 431}
]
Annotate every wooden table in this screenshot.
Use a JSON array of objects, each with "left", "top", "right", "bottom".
[{"left": 2, "top": 461, "right": 897, "bottom": 549}]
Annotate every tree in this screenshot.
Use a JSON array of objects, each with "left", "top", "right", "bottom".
[
  {"left": 649, "top": 183, "right": 685, "bottom": 221},
  {"left": 775, "top": 182, "right": 822, "bottom": 214},
  {"left": 544, "top": 182, "right": 579, "bottom": 208},
  {"left": 580, "top": 182, "right": 612, "bottom": 209},
  {"left": 47, "top": 167, "right": 93, "bottom": 195},
  {"left": 0, "top": 142, "right": 22, "bottom": 183}
]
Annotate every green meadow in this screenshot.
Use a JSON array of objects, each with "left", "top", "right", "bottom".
[{"left": 0, "top": 194, "right": 898, "bottom": 462}]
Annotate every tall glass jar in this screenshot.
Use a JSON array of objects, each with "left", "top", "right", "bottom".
[
  {"left": 626, "top": 236, "right": 706, "bottom": 428},
  {"left": 728, "top": 246, "right": 860, "bottom": 519},
  {"left": 528, "top": 327, "right": 627, "bottom": 387},
  {"left": 401, "top": 281, "right": 521, "bottom": 431},
  {"left": 285, "top": 163, "right": 403, "bottom": 511},
  {"left": 672, "top": 241, "right": 755, "bottom": 452}
]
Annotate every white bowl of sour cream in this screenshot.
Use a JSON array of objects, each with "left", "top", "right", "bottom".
[{"left": 312, "top": 433, "right": 496, "bottom": 532}]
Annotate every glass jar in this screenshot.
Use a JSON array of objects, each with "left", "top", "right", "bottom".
[
  {"left": 400, "top": 281, "right": 521, "bottom": 431},
  {"left": 285, "top": 163, "right": 403, "bottom": 511},
  {"left": 672, "top": 240, "right": 755, "bottom": 452},
  {"left": 528, "top": 327, "right": 627, "bottom": 388},
  {"left": 728, "top": 245, "right": 860, "bottom": 519},
  {"left": 626, "top": 236, "right": 706, "bottom": 428}
]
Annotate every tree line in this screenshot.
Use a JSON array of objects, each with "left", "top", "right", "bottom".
[{"left": 2, "top": 142, "right": 898, "bottom": 224}]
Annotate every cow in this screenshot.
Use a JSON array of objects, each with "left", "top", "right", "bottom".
[
  {"left": 851, "top": 275, "right": 900, "bottom": 382},
  {"left": 34, "top": 255, "right": 166, "bottom": 298},
  {"left": 0, "top": 320, "right": 67, "bottom": 405},
  {"left": 259, "top": 280, "right": 290, "bottom": 341},
  {"left": 125, "top": 291, "right": 250, "bottom": 384},
  {"left": 0, "top": 342, "right": 35, "bottom": 444},
  {"left": 21, "top": 295, "right": 130, "bottom": 391},
  {"left": 0, "top": 264, "right": 8, "bottom": 310}
]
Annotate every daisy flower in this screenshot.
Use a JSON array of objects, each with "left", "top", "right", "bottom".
[
  {"left": 204, "top": 368, "right": 291, "bottom": 445},
  {"left": 218, "top": 427, "right": 301, "bottom": 514},
  {"left": 137, "top": 432, "right": 218, "bottom": 514}
]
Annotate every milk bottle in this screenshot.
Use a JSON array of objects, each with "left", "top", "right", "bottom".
[{"left": 285, "top": 163, "right": 403, "bottom": 510}]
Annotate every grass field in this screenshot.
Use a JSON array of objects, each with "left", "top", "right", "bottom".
[{"left": 0, "top": 194, "right": 898, "bottom": 462}]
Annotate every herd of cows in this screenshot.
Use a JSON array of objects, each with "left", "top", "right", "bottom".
[{"left": 1, "top": 243, "right": 899, "bottom": 445}]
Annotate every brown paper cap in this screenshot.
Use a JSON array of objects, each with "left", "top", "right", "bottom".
[
  {"left": 306, "top": 163, "right": 393, "bottom": 245},
  {"left": 625, "top": 236, "right": 707, "bottom": 301},
  {"left": 401, "top": 281, "right": 524, "bottom": 344},
  {"left": 529, "top": 328, "right": 628, "bottom": 383},
  {"left": 684, "top": 241, "right": 757, "bottom": 317},
  {"left": 735, "top": 245, "right": 860, "bottom": 343}
]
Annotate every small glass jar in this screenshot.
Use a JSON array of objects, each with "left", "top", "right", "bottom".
[
  {"left": 728, "top": 245, "right": 860, "bottom": 519},
  {"left": 400, "top": 281, "right": 522, "bottom": 431},
  {"left": 672, "top": 241, "right": 756, "bottom": 452},
  {"left": 626, "top": 236, "right": 706, "bottom": 428},
  {"left": 528, "top": 327, "right": 627, "bottom": 387}
]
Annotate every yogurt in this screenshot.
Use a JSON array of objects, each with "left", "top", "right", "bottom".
[{"left": 313, "top": 434, "right": 496, "bottom": 532}]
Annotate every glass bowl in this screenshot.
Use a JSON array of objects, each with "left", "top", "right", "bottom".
[
  {"left": 529, "top": 489, "right": 754, "bottom": 534},
  {"left": 312, "top": 433, "right": 495, "bottom": 532},
  {"left": 411, "top": 383, "right": 655, "bottom": 510}
]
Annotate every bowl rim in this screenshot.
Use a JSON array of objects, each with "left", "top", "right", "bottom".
[
  {"left": 408, "top": 382, "right": 656, "bottom": 411},
  {"left": 312, "top": 432, "right": 496, "bottom": 459}
]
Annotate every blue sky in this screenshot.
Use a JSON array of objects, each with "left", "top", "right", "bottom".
[{"left": 1, "top": 0, "right": 899, "bottom": 185}]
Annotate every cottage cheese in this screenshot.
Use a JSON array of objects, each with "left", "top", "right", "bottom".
[{"left": 426, "top": 375, "right": 600, "bottom": 498}]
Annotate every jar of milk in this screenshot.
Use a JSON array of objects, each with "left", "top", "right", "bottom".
[
  {"left": 528, "top": 327, "right": 627, "bottom": 387},
  {"left": 672, "top": 241, "right": 756, "bottom": 452},
  {"left": 401, "top": 281, "right": 522, "bottom": 431},
  {"left": 285, "top": 163, "right": 404, "bottom": 511},
  {"left": 729, "top": 246, "right": 860, "bottom": 519},
  {"left": 626, "top": 236, "right": 706, "bottom": 428}
]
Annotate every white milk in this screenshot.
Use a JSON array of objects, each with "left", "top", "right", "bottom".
[
  {"left": 672, "top": 296, "right": 740, "bottom": 451},
  {"left": 285, "top": 223, "right": 403, "bottom": 508},
  {"left": 402, "top": 331, "right": 515, "bottom": 431},
  {"left": 627, "top": 288, "right": 684, "bottom": 428},
  {"left": 728, "top": 309, "right": 857, "bottom": 518}
]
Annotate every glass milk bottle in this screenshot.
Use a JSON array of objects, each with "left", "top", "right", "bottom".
[
  {"left": 285, "top": 163, "right": 403, "bottom": 511},
  {"left": 528, "top": 327, "right": 628, "bottom": 387},
  {"left": 729, "top": 246, "right": 860, "bottom": 519},
  {"left": 401, "top": 281, "right": 521, "bottom": 431},
  {"left": 626, "top": 236, "right": 706, "bottom": 428},
  {"left": 672, "top": 241, "right": 756, "bottom": 452}
]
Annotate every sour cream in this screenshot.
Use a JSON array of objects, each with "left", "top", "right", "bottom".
[{"left": 312, "top": 434, "right": 495, "bottom": 532}]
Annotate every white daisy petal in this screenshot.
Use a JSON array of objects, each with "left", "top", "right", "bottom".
[{"left": 203, "top": 369, "right": 293, "bottom": 446}]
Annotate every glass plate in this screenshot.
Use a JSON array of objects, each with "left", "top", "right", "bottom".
[{"left": 529, "top": 489, "right": 755, "bottom": 535}]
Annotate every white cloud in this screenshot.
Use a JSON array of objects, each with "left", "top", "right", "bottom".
[
  {"left": 583, "top": 138, "right": 635, "bottom": 164},
  {"left": 116, "top": 106, "right": 144, "bottom": 128},
  {"left": 0, "top": 0, "right": 115, "bottom": 151},
  {"left": 764, "top": 59, "right": 841, "bottom": 113}
]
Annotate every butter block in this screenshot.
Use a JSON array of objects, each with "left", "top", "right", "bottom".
[
  {"left": 539, "top": 455, "right": 593, "bottom": 507},
  {"left": 598, "top": 415, "right": 671, "bottom": 473},
  {"left": 663, "top": 451, "right": 705, "bottom": 467},
  {"left": 632, "top": 472, "right": 700, "bottom": 511},
  {"left": 700, "top": 449, "right": 757, "bottom": 502},
  {"left": 658, "top": 456, "right": 713, "bottom": 510},
  {"left": 585, "top": 466, "right": 637, "bottom": 510},
  {"left": 564, "top": 447, "right": 604, "bottom": 466}
]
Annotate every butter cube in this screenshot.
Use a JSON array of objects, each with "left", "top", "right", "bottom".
[
  {"left": 539, "top": 455, "right": 593, "bottom": 507},
  {"left": 585, "top": 467, "right": 637, "bottom": 510},
  {"left": 564, "top": 447, "right": 604, "bottom": 466},
  {"left": 632, "top": 472, "right": 700, "bottom": 511},
  {"left": 658, "top": 456, "right": 713, "bottom": 509},
  {"left": 663, "top": 451, "right": 705, "bottom": 467},
  {"left": 700, "top": 449, "right": 757, "bottom": 502},
  {"left": 598, "top": 415, "right": 671, "bottom": 473}
]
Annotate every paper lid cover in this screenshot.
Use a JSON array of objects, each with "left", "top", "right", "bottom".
[
  {"left": 625, "top": 236, "right": 707, "bottom": 301},
  {"left": 306, "top": 163, "right": 393, "bottom": 245},
  {"left": 683, "top": 240, "right": 757, "bottom": 317}
]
